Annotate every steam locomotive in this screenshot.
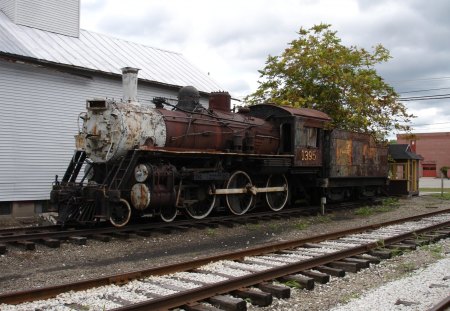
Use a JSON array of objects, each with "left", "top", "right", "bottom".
[{"left": 51, "top": 67, "right": 388, "bottom": 227}]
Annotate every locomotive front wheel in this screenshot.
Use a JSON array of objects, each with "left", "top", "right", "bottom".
[
  {"left": 185, "top": 184, "right": 217, "bottom": 219},
  {"left": 265, "top": 174, "right": 289, "bottom": 211},
  {"left": 160, "top": 205, "right": 177, "bottom": 222},
  {"left": 226, "top": 170, "right": 254, "bottom": 215},
  {"left": 109, "top": 199, "right": 131, "bottom": 227}
]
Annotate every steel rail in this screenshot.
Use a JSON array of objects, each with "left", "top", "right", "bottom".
[
  {"left": 0, "top": 208, "right": 307, "bottom": 244},
  {"left": 427, "top": 295, "right": 450, "bottom": 311},
  {"left": 114, "top": 218, "right": 450, "bottom": 310},
  {"left": 0, "top": 209, "right": 449, "bottom": 306}
]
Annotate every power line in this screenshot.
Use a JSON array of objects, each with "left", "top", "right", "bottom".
[
  {"left": 397, "top": 87, "right": 450, "bottom": 94},
  {"left": 399, "top": 93, "right": 450, "bottom": 101},
  {"left": 413, "top": 121, "right": 450, "bottom": 126},
  {"left": 389, "top": 76, "right": 450, "bottom": 83}
]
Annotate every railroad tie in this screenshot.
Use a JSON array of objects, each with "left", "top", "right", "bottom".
[
  {"left": 315, "top": 265, "right": 346, "bottom": 277},
  {"left": 69, "top": 236, "right": 87, "bottom": 245},
  {"left": 133, "top": 230, "right": 153, "bottom": 237},
  {"left": 369, "top": 249, "right": 392, "bottom": 259},
  {"left": 182, "top": 302, "right": 223, "bottom": 311},
  {"left": 90, "top": 234, "right": 112, "bottom": 242},
  {"left": 400, "top": 238, "right": 428, "bottom": 246},
  {"left": 278, "top": 274, "right": 315, "bottom": 290},
  {"left": 327, "top": 260, "right": 360, "bottom": 273},
  {"left": 353, "top": 254, "right": 381, "bottom": 264},
  {"left": 110, "top": 232, "right": 131, "bottom": 239},
  {"left": 39, "top": 238, "right": 60, "bottom": 248},
  {"left": 387, "top": 243, "right": 416, "bottom": 251},
  {"left": 15, "top": 240, "right": 35, "bottom": 250},
  {"left": 341, "top": 257, "right": 371, "bottom": 268},
  {"left": 300, "top": 270, "right": 330, "bottom": 284},
  {"left": 258, "top": 282, "right": 291, "bottom": 299},
  {"left": 0, "top": 243, "right": 6, "bottom": 254},
  {"left": 207, "top": 295, "right": 247, "bottom": 311},
  {"left": 232, "top": 288, "right": 273, "bottom": 307}
]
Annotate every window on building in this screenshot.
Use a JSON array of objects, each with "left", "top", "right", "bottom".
[
  {"left": 389, "top": 163, "right": 406, "bottom": 180},
  {"left": 0, "top": 202, "right": 12, "bottom": 215}
]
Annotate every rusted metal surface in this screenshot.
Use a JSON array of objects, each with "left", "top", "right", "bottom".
[
  {"left": 130, "top": 183, "right": 151, "bottom": 210},
  {"left": 83, "top": 100, "right": 167, "bottom": 163},
  {"left": 327, "top": 130, "right": 388, "bottom": 178},
  {"left": 208, "top": 91, "right": 231, "bottom": 112},
  {"left": 130, "top": 164, "right": 177, "bottom": 210},
  {"left": 247, "top": 104, "right": 331, "bottom": 121},
  {"left": 159, "top": 108, "right": 280, "bottom": 154}
]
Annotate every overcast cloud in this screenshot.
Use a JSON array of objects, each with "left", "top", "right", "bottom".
[{"left": 80, "top": 0, "right": 450, "bottom": 137}]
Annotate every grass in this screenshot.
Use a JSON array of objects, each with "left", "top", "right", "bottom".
[
  {"left": 206, "top": 228, "right": 216, "bottom": 236},
  {"left": 354, "top": 198, "right": 400, "bottom": 216},
  {"left": 313, "top": 214, "right": 332, "bottom": 223},
  {"left": 398, "top": 262, "right": 416, "bottom": 273},
  {"left": 245, "top": 223, "right": 262, "bottom": 231},
  {"left": 282, "top": 280, "right": 302, "bottom": 289},
  {"left": 430, "top": 193, "right": 450, "bottom": 200},
  {"left": 421, "top": 244, "right": 444, "bottom": 259},
  {"left": 419, "top": 188, "right": 450, "bottom": 193},
  {"left": 341, "top": 292, "right": 360, "bottom": 303},
  {"left": 294, "top": 220, "right": 310, "bottom": 231}
]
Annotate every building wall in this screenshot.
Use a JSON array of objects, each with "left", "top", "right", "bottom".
[
  {"left": 0, "top": 59, "right": 186, "bottom": 208},
  {"left": 0, "top": 0, "right": 79, "bottom": 37},
  {"left": 397, "top": 132, "right": 450, "bottom": 177}
]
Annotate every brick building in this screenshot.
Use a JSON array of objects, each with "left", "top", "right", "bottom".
[{"left": 397, "top": 132, "right": 450, "bottom": 177}]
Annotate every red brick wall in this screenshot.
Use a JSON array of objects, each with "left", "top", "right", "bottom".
[{"left": 397, "top": 132, "right": 450, "bottom": 177}]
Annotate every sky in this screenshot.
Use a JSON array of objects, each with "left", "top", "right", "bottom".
[{"left": 80, "top": 0, "right": 450, "bottom": 138}]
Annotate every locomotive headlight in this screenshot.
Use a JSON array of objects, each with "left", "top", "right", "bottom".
[{"left": 134, "top": 164, "right": 151, "bottom": 182}]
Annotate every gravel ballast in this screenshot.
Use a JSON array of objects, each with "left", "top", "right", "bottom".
[{"left": 0, "top": 195, "right": 449, "bottom": 310}]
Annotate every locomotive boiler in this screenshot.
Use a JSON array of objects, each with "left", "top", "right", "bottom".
[{"left": 51, "top": 67, "right": 388, "bottom": 227}]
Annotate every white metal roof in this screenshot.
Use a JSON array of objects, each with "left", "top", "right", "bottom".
[{"left": 0, "top": 11, "right": 222, "bottom": 93}]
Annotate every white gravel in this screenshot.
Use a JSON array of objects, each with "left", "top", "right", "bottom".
[
  {"left": 249, "top": 238, "right": 450, "bottom": 311},
  {"left": 330, "top": 257, "right": 450, "bottom": 311},
  {"left": 172, "top": 271, "right": 228, "bottom": 283},
  {"left": 201, "top": 260, "right": 250, "bottom": 277},
  {"left": 1, "top": 196, "right": 449, "bottom": 311}
]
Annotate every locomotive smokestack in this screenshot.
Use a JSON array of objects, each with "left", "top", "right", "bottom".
[{"left": 121, "top": 67, "right": 140, "bottom": 102}]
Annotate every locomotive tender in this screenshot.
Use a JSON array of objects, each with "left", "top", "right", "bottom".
[{"left": 51, "top": 67, "right": 388, "bottom": 227}]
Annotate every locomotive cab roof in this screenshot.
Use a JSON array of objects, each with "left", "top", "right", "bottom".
[{"left": 246, "top": 104, "right": 331, "bottom": 123}]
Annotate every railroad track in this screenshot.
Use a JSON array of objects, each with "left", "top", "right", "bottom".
[
  {"left": 1, "top": 209, "right": 449, "bottom": 311},
  {"left": 0, "top": 207, "right": 317, "bottom": 254}
]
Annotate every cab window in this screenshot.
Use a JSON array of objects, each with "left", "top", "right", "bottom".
[{"left": 297, "top": 127, "right": 318, "bottom": 147}]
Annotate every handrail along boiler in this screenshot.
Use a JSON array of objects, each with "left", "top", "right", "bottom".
[{"left": 51, "top": 67, "right": 388, "bottom": 227}]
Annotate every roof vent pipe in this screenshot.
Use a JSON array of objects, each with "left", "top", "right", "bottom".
[{"left": 121, "top": 67, "right": 140, "bottom": 102}]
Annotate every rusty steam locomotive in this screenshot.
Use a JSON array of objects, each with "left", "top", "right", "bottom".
[{"left": 51, "top": 67, "right": 388, "bottom": 227}]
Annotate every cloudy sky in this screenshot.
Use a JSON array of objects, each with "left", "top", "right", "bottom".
[{"left": 80, "top": 0, "right": 450, "bottom": 137}]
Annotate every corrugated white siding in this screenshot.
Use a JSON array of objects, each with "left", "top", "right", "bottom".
[
  {"left": 0, "top": 59, "right": 185, "bottom": 201},
  {"left": 15, "top": 0, "right": 79, "bottom": 37},
  {"left": 0, "top": 0, "right": 16, "bottom": 21}
]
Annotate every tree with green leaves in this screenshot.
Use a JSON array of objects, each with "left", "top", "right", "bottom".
[{"left": 245, "top": 24, "right": 414, "bottom": 139}]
